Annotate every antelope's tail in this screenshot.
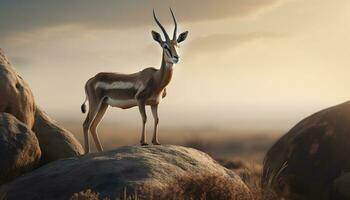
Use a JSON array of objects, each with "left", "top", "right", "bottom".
[{"left": 81, "top": 96, "right": 87, "bottom": 113}]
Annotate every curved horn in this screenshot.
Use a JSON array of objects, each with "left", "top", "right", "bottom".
[
  {"left": 153, "top": 9, "right": 170, "bottom": 41},
  {"left": 170, "top": 8, "right": 177, "bottom": 41}
]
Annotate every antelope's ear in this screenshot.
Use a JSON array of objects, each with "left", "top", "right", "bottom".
[
  {"left": 177, "top": 31, "right": 188, "bottom": 43},
  {"left": 152, "top": 30, "right": 163, "bottom": 44}
]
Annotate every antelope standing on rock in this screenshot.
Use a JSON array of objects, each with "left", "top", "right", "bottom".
[{"left": 81, "top": 9, "right": 188, "bottom": 153}]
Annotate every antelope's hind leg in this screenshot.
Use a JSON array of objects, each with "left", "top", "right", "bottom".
[
  {"left": 90, "top": 102, "right": 108, "bottom": 152},
  {"left": 151, "top": 104, "right": 161, "bottom": 145},
  {"left": 137, "top": 100, "right": 148, "bottom": 146},
  {"left": 83, "top": 98, "right": 103, "bottom": 154}
]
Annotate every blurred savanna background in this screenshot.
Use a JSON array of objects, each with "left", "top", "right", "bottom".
[{"left": 1, "top": 0, "right": 350, "bottom": 168}]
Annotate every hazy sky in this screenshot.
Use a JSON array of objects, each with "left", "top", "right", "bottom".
[{"left": 1, "top": 0, "right": 350, "bottom": 131}]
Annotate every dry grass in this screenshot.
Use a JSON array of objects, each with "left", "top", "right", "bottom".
[
  {"left": 70, "top": 189, "right": 105, "bottom": 200},
  {"left": 235, "top": 163, "right": 279, "bottom": 200},
  {"left": 140, "top": 173, "right": 251, "bottom": 200},
  {"left": 70, "top": 167, "right": 280, "bottom": 200}
]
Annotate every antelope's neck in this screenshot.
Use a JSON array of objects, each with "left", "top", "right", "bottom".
[{"left": 157, "top": 53, "right": 173, "bottom": 90}]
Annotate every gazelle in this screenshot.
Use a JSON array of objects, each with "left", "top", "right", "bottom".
[{"left": 81, "top": 8, "right": 188, "bottom": 153}]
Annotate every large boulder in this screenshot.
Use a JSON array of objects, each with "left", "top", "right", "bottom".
[
  {"left": 0, "top": 48, "right": 84, "bottom": 164},
  {"left": 332, "top": 173, "right": 350, "bottom": 199},
  {"left": 33, "top": 108, "right": 84, "bottom": 164},
  {"left": 0, "top": 145, "right": 250, "bottom": 200},
  {"left": 262, "top": 101, "right": 350, "bottom": 200},
  {"left": 0, "top": 113, "right": 41, "bottom": 185},
  {"left": 0, "top": 49, "right": 35, "bottom": 128}
]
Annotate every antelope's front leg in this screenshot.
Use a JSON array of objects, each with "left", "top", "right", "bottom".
[
  {"left": 151, "top": 104, "right": 161, "bottom": 145},
  {"left": 137, "top": 100, "right": 148, "bottom": 146}
]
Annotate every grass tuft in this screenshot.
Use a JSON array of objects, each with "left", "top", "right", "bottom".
[{"left": 70, "top": 167, "right": 280, "bottom": 200}]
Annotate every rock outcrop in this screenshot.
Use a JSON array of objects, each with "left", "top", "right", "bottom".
[
  {"left": 0, "top": 49, "right": 35, "bottom": 128},
  {"left": 262, "top": 101, "right": 350, "bottom": 200},
  {"left": 0, "top": 145, "right": 250, "bottom": 200},
  {"left": 332, "top": 173, "right": 350, "bottom": 199},
  {"left": 0, "top": 113, "right": 41, "bottom": 185},
  {"left": 33, "top": 108, "right": 84, "bottom": 164},
  {"left": 0, "top": 48, "right": 83, "bottom": 164}
]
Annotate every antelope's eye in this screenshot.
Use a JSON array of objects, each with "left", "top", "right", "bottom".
[{"left": 163, "top": 44, "right": 171, "bottom": 53}]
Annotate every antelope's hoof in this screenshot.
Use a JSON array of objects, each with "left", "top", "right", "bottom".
[
  {"left": 140, "top": 142, "right": 149, "bottom": 146},
  {"left": 152, "top": 141, "right": 161, "bottom": 145}
]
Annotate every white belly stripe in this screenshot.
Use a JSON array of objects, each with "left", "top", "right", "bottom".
[
  {"left": 106, "top": 98, "right": 137, "bottom": 108},
  {"left": 95, "top": 81, "right": 135, "bottom": 90}
]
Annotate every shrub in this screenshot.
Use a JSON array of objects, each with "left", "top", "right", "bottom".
[{"left": 70, "top": 189, "right": 103, "bottom": 200}]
